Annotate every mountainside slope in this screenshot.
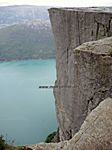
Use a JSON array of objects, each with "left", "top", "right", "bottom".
[{"left": 0, "top": 21, "right": 55, "bottom": 61}]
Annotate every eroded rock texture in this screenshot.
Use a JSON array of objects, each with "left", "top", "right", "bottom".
[
  {"left": 48, "top": 7, "right": 112, "bottom": 141},
  {"left": 64, "top": 97, "right": 112, "bottom": 150},
  {"left": 29, "top": 98, "right": 112, "bottom": 150}
]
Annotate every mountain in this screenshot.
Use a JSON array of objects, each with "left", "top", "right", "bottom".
[
  {"left": 0, "top": 5, "right": 50, "bottom": 25},
  {"left": 0, "top": 5, "right": 56, "bottom": 60},
  {"left": 0, "top": 20, "right": 55, "bottom": 61}
]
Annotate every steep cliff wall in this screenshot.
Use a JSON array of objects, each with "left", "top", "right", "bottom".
[
  {"left": 30, "top": 98, "right": 112, "bottom": 150},
  {"left": 49, "top": 7, "right": 112, "bottom": 141}
]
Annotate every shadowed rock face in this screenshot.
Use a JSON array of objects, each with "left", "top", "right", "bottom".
[
  {"left": 48, "top": 7, "right": 112, "bottom": 141},
  {"left": 29, "top": 98, "right": 112, "bottom": 150},
  {"left": 64, "top": 97, "right": 112, "bottom": 150}
]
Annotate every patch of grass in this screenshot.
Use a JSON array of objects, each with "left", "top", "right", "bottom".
[
  {"left": 0, "top": 135, "right": 15, "bottom": 150},
  {"left": 0, "top": 135, "right": 6, "bottom": 150},
  {"left": 45, "top": 131, "right": 57, "bottom": 143},
  {"left": 16, "top": 146, "right": 32, "bottom": 150},
  {"left": 16, "top": 146, "right": 24, "bottom": 150},
  {"left": 0, "top": 135, "right": 32, "bottom": 150}
]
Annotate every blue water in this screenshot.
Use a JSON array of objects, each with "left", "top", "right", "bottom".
[{"left": 0, "top": 59, "right": 57, "bottom": 146}]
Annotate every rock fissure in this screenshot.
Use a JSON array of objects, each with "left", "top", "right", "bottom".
[
  {"left": 77, "top": 12, "right": 81, "bottom": 45},
  {"left": 87, "top": 86, "right": 112, "bottom": 112}
]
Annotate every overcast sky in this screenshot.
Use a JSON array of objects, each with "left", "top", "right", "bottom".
[{"left": 0, "top": 0, "right": 111, "bottom": 7}]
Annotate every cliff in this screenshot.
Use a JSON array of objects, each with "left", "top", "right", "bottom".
[
  {"left": 29, "top": 36, "right": 112, "bottom": 150},
  {"left": 28, "top": 7, "right": 112, "bottom": 149},
  {"left": 49, "top": 7, "right": 112, "bottom": 141},
  {"left": 29, "top": 97, "right": 112, "bottom": 150}
]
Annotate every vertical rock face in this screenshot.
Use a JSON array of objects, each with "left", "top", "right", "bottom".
[
  {"left": 30, "top": 98, "right": 112, "bottom": 150},
  {"left": 49, "top": 7, "right": 112, "bottom": 141},
  {"left": 64, "top": 98, "right": 112, "bottom": 150}
]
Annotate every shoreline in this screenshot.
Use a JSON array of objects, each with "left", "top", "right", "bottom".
[{"left": 0, "top": 57, "right": 56, "bottom": 63}]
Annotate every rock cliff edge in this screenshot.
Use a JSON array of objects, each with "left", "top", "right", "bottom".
[
  {"left": 30, "top": 7, "right": 112, "bottom": 149},
  {"left": 49, "top": 7, "right": 112, "bottom": 141}
]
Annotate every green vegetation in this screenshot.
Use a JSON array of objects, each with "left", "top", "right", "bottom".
[
  {"left": 0, "top": 135, "right": 5, "bottom": 150},
  {"left": 16, "top": 146, "right": 29, "bottom": 150},
  {"left": 45, "top": 131, "right": 57, "bottom": 143},
  {"left": 0, "top": 135, "right": 15, "bottom": 150},
  {"left": 0, "top": 135, "right": 32, "bottom": 150}
]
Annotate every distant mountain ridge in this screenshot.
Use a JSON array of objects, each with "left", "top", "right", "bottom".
[
  {"left": 0, "top": 5, "right": 56, "bottom": 61},
  {"left": 0, "top": 5, "right": 50, "bottom": 25},
  {"left": 0, "top": 20, "right": 55, "bottom": 61}
]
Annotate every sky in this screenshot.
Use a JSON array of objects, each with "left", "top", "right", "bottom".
[{"left": 0, "top": 0, "right": 111, "bottom": 7}]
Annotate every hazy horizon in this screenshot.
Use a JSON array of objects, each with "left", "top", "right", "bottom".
[{"left": 0, "top": 0, "right": 111, "bottom": 7}]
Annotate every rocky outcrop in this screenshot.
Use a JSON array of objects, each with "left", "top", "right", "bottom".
[
  {"left": 28, "top": 7, "right": 112, "bottom": 149},
  {"left": 29, "top": 141, "right": 66, "bottom": 150},
  {"left": 48, "top": 7, "right": 112, "bottom": 141},
  {"left": 29, "top": 97, "right": 112, "bottom": 150}
]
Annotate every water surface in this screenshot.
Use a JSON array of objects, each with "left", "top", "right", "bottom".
[{"left": 0, "top": 59, "right": 57, "bottom": 145}]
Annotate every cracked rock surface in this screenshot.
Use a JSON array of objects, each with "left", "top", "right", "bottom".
[
  {"left": 28, "top": 8, "right": 112, "bottom": 149},
  {"left": 49, "top": 7, "right": 112, "bottom": 140}
]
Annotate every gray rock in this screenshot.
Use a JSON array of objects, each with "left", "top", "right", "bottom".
[
  {"left": 29, "top": 98, "right": 112, "bottom": 150},
  {"left": 64, "top": 97, "right": 112, "bottom": 150},
  {"left": 48, "top": 7, "right": 112, "bottom": 140}
]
